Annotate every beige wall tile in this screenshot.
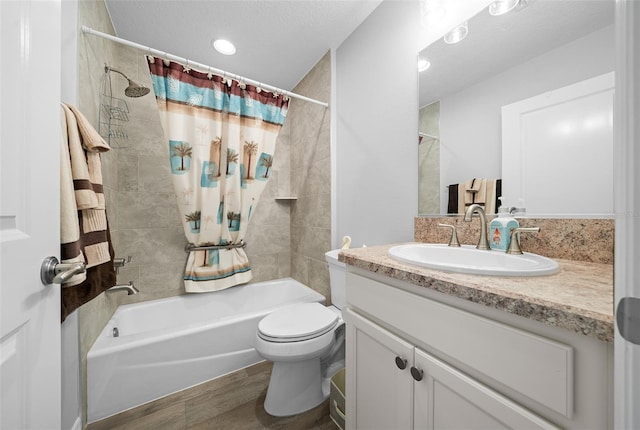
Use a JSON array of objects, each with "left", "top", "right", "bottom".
[
  {"left": 117, "top": 191, "right": 180, "bottom": 229},
  {"left": 138, "top": 154, "right": 173, "bottom": 193},
  {"left": 289, "top": 52, "right": 332, "bottom": 299},
  {"left": 117, "top": 152, "right": 138, "bottom": 192}
]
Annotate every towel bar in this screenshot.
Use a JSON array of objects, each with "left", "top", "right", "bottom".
[{"left": 184, "top": 241, "right": 247, "bottom": 253}]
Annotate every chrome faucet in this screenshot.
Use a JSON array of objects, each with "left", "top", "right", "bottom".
[
  {"left": 464, "top": 204, "right": 491, "bottom": 250},
  {"left": 107, "top": 281, "right": 139, "bottom": 295}
]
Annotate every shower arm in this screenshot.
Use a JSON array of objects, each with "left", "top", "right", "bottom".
[{"left": 105, "top": 66, "right": 131, "bottom": 82}]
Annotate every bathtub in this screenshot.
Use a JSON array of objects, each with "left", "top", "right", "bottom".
[{"left": 87, "top": 277, "right": 325, "bottom": 423}]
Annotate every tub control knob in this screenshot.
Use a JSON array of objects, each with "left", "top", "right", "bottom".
[
  {"left": 410, "top": 366, "right": 424, "bottom": 381},
  {"left": 395, "top": 356, "right": 407, "bottom": 370}
]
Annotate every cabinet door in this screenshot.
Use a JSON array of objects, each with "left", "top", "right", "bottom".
[
  {"left": 413, "top": 348, "right": 558, "bottom": 430},
  {"left": 345, "top": 308, "right": 414, "bottom": 430}
]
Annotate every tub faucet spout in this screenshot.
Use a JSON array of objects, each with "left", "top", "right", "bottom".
[
  {"left": 107, "top": 281, "right": 139, "bottom": 295},
  {"left": 464, "top": 204, "right": 491, "bottom": 250}
]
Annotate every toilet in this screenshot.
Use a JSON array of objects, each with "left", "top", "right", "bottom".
[{"left": 255, "top": 249, "right": 347, "bottom": 417}]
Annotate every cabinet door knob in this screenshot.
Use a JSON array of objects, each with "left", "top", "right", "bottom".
[
  {"left": 395, "top": 356, "right": 407, "bottom": 370},
  {"left": 410, "top": 366, "right": 424, "bottom": 381}
]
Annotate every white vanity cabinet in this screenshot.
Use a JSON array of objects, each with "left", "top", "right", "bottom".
[
  {"left": 344, "top": 271, "right": 613, "bottom": 430},
  {"left": 346, "top": 309, "right": 414, "bottom": 429},
  {"left": 346, "top": 309, "right": 556, "bottom": 429}
]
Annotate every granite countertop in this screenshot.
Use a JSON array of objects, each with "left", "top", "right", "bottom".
[{"left": 339, "top": 243, "right": 614, "bottom": 343}]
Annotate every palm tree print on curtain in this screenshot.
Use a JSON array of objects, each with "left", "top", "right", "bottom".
[
  {"left": 256, "top": 154, "right": 274, "bottom": 179},
  {"left": 149, "top": 57, "right": 289, "bottom": 292},
  {"left": 170, "top": 141, "right": 193, "bottom": 174},
  {"left": 226, "top": 148, "right": 238, "bottom": 176}
]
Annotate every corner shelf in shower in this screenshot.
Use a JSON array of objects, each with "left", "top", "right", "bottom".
[{"left": 274, "top": 196, "right": 298, "bottom": 202}]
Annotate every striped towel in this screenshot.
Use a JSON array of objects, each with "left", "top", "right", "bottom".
[
  {"left": 457, "top": 178, "right": 498, "bottom": 215},
  {"left": 60, "top": 103, "right": 111, "bottom": 286}
]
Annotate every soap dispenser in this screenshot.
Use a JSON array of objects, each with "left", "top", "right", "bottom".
[{"left": 489, "top": 207, "right": 519, "bottom": 251}]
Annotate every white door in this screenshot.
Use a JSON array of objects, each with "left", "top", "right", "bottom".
[
  {"left": 0, "top": 1, "right": 62, "bottom": 429},
  {"left": 413, "top": 348, "right": 556, "bottom": 430},
  {"left": 502, "top": 72, "right": 614, "bottom": 215},
  {"left": 614, "top": 1, "right": 640, "bottom": 428},
  {"left": 345, "top": 308, "right": 414, "bottom": 430}
]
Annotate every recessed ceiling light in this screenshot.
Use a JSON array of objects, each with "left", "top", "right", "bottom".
[
  {"left": 489, "top": 0, "right": 520, "bottom": 16},
  {"left": 212, "top": 39, "right": 236, "bottom": 56},
  {"left": 418, "top": 59, "right": 431, "bottom": 72},
  {"left": 443, "top": 21, "right": 468, "bottom": 44}
]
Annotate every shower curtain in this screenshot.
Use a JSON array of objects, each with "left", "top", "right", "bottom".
[{"left": 148, "top": 58, "right": 289, "bottom": 292}]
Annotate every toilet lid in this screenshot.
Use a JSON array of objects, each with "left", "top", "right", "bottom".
[{"left": 258, "top": 303, "right": 339, "bottom": 342}]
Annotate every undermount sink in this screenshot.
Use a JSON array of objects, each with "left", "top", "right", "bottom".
[{"left": 388, "top": 244, "right": 559, "bottom": 277}]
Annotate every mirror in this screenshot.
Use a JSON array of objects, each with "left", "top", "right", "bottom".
[{"left": 418, "top": 0, "right": 615, "bottom": 215}]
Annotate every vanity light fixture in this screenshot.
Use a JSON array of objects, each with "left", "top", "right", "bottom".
[
  {"left": 212, "top": 39, "right": 236, "bottom": 56},
  {"left": 443, "top": 21, "right": 468, "bottom": 44},
  {"left": 418, "top": 59, "right": 431, "bottom": 72},
  {"left": 489, "top": 0, "right": 520, "bottom": 16}
]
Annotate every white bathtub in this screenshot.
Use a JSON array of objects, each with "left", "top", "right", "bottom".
[{"left": 87, "top": 277, "right": 325, "bottom": 423}]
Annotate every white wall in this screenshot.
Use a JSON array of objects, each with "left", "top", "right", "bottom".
[
  {"left": 335, "top": 1, "right": 421, "bottom": 247},
  {"left": 439, "top": 25, "right": 615, "bottom": 211}
]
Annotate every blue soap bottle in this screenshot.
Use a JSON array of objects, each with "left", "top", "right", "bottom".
[{"left": 489, "top": 207, "right": 519, "bottom": 251}]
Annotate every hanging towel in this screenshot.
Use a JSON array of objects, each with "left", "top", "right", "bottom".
[
  {"left": 60, "top": 107, "right": 85, "bottom": 286},
  {"left": 457, "top": 178, "right": 478, "bottom": 214},
  {"left": 60, "top": 103, "right": 111, "bottom": 268},
  {"left": 457, "top": 178, "right": 499, "bottom": 214},
  {"left": 60, "top": 103, "right": 116, "bottom": 321},
  {"left": 450, "top": 180, "right": 502, "bottom": 214},
  {"left": 447, "top": 184, "right": 459, "bottom": 214}
]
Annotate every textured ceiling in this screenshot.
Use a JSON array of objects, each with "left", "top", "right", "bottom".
[{"left": 104, "top": 0, "right": 382, "bottom": 92}]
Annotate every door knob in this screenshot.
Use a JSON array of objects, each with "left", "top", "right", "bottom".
[
  {"left": 395, "top": 356, "right": 408, "bottom": 370},
  {"left": 40, "top": 256, "right": 86, "bottom": 285},
  {"left": 410, "top": 366, "right": 424, "bottom": 381},
  {"left": 617, "top": 297, "right": 640, "bottom": 345}
]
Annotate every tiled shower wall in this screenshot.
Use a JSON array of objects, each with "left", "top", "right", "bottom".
[
  {"left": 76, "top": 0, "right": 120, "bottom": 422},
  {"left": 76, "top": 0, "right": 332, "bottom": 419}
]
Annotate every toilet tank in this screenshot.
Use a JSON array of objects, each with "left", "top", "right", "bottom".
[{"left": 325, "top": 250, "right": 347, "bottom": 309}]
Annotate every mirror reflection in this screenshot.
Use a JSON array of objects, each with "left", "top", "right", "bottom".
[{"left": 418, "top": 0, "right": 615, "bottom": 216}]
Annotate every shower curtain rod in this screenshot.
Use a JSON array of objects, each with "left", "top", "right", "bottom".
[{"left": 81, "top": 25, "right": 329, "bottom": 108}]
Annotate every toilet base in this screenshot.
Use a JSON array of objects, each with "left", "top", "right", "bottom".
[{"left": 264, "top": 358, "right": 326, "bottom": 417}]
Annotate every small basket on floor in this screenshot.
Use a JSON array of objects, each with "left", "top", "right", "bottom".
[{"left": 330, "top": 368, "right": 346, "bottom": 429}]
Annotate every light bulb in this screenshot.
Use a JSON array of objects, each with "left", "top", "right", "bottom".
[
  {"left": 489, "top": 0, "right": 520, "bottom": 16},
  {"left": 418, "top": 59, "right": 431, "bottom": 72},
  {"left": 212, "top": 39, "right": 236, "bottom": 56},
  {"left": 443, "top": 22, "right": 468, "bottom": 44}
]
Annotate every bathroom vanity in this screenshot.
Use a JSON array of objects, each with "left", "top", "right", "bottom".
[{"left": 340, "top": 244, "right": 613, "bottom": 430}]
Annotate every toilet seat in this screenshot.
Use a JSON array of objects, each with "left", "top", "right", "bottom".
[{"left": 258, "top": 303, "right": 339, "bottom": 343}]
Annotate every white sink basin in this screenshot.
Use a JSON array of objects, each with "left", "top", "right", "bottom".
[{"left": 388, "top": 244, "right": 559, "bottom": 277}]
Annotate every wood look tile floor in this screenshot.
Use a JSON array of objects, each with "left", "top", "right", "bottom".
[{"left": 87, "top": 361, "right": 338, "bottom": 430}]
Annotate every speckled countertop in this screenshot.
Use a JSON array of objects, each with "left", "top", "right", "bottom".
[{"left": 339, "top": 244, "right": 614, "bottom": 343}]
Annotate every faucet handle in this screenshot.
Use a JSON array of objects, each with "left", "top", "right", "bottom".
[
  {"left": 113, "top": 256, "right": 132, "bottom": 274},
  {"left": 437, "top": 223, "right": 461, "bottom": 247},
  {"left": 507, "top": 227, "right": 540, "bottom": 255}
]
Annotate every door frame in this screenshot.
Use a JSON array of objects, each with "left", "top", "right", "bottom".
[{"left": 614, "top": 0, "right": 640, "bottom": 428}]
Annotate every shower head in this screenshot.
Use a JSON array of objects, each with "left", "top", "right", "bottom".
[
  {"left": 124, "top": 81, "right": 151, "bottom": 98},
  {"left": 105, "top": 66, "right": 151, "bottom": 98}
]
